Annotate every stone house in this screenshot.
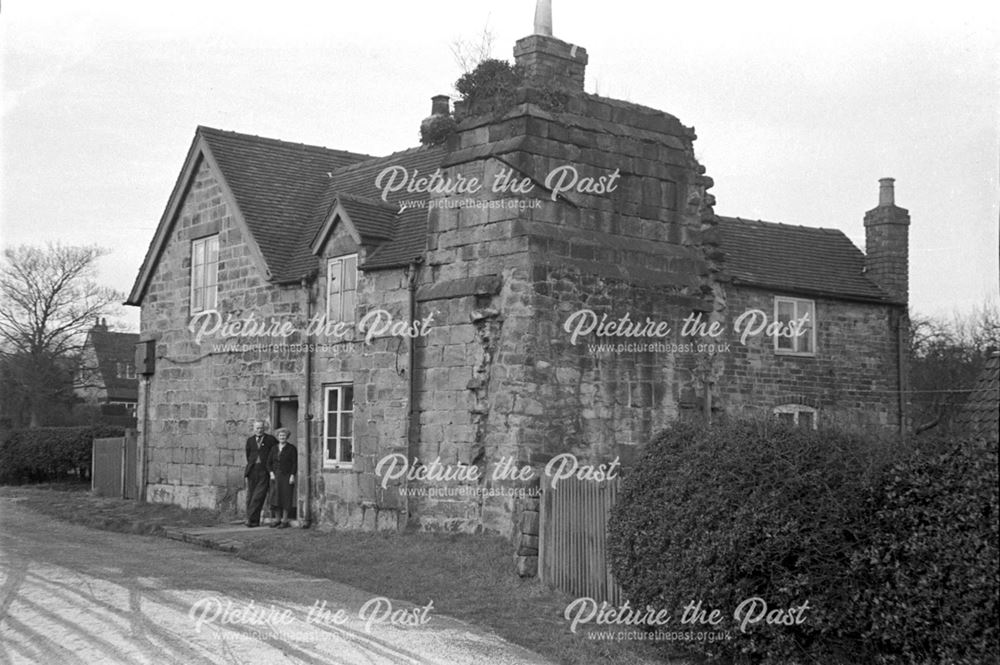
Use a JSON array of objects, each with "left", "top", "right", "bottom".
[
  {"left": 76, "top": 318, "right": 140, "bottom": 421},
  {"left": 125, "top": 16, "right": 909, "bottom": 540}
]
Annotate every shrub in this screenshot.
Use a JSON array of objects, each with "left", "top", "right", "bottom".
[
  {"left": 455, "top": 58, "right": 524, "bottom": 114},
  {"left": 609, "top": 419, "right": 999, "bottom": 664},
  {"left": 850, "top": 437, "right": 999, "bottom": 664},
  {"left": 608, "top": 419, "right": 891, "bottom": 663},
  {"left": 0, "top": 425, "right": 126, "bottom": 484},
  {"left": 419, "top": 113, "right": 457, "bottom": 146}
]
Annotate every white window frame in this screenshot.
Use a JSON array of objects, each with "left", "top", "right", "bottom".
[
  {"left": 773, "top": 404, "right": 818, "bottom": 430},
  {"left": 116, "top": 362, "right": 136, "bottom": 380},
  {"left": 190, "top": 235, "right": 219, "bottom": 314},
  {"left": 323, "top": 384, "right": 354, "bottom": 468},
  {"left": 773, "top": 297, "right": 816, "bottom": 356},
  {"left": 327, "top": 254, "right": 358, "bottom": 324}
]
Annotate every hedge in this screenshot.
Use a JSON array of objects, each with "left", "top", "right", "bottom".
[
  {"left": 851, "top": 437, "right": 999, "bottom": 664},
  {"left": 0, "top": 425, "right": 126, "bottom": 484},
  {"left": 608, "top": 419, "right": 998, "bottom": 664}
]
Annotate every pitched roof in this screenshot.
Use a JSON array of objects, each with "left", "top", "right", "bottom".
[
  {"left": 953, "top": 352, "right": 1000, "bottom": 443},
  {"left": 198, "top": 127, "right": 373, "bottom": 282},
  {"left": 87, "top": 329, "right": 140, "bottom": 401},
  {"left": 300, "top": 145, "right": 445, "bottom": 272},
  {"left": 716, "top": 216, "right": 893, "bottom": 303}
]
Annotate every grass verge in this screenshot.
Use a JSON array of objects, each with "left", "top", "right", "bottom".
[{"left": 1, "top": 483, "right": 692, "bottom": 665}]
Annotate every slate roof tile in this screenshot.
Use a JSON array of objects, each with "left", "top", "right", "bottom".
[{"left": 716, "top": 216, "right": 892, "bottom": 303}]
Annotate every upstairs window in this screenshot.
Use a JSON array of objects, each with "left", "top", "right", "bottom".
[
  {"left": 327, "top": 254, "right": 358, "bottom": 324},
  {"left": 190, "top": 235, "right": 219, "bottom": 314},
  {"left": 774, "top": 297, "right": 815, "bottom": 355},
  {"left": 773, "top": 404, "right": 818, "bottom": 430},
  {"left": 323, "top": 385, "right": 354, "bottom": 467},
  {"left": 116, "top": 362, "right": 136, "bottom": 379}
]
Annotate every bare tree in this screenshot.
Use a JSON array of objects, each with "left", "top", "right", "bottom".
[
  {"left": 450, "top": 20, "right": 495, "bottom": 75},
  {"left": 0, "top": 244, "right": 123, "bottom": 427},
  {"left": 910, "top": 298, "right": 1000, "bottom": 434}
]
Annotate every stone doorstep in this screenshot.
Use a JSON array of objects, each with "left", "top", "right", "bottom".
[{"left": 161, "top": 519, "right": 304, "bottom": 554}]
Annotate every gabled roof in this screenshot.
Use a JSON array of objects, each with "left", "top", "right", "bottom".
[
  {"left": 128, "top": 128, "right": 446, "bottom": 304},
  {"left": 301, "top": 145, "right": 446, "bottom": 273},
  {"left": 86, "top": 328, "right": 140, "bottom": 401},
  {"left": 197, "top": 127, "right": 372, "bottom": 282},
  {"left": 717, "top": 216, "right": 893, "bottom": 303},
  {"left": 953, "top": 352, "right": 1000, "bottom": 443}
]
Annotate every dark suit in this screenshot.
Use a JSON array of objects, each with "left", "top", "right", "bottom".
[
  {"left": 268, "top": 442, "right": 298, "bottom": 515},
  {"left": 244, "top": 433, "right": 277, "bottom": 525}
]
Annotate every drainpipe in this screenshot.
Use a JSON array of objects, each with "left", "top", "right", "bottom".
[
  {"left": 404, "top": 259, "right": 423, "bottom": 528},
  {"left": 896, "top": 308, "right": 907, "bottom": 439},
  {"left": 139, "top": 376, "right": 150, "bottom": 502},
  {"left": 302, "top": 276, "right": 314, "bottom": 528}
]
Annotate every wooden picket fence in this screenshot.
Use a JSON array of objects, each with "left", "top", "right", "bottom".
[{"left": 539, "top": 475, "right": 624, "bottom": 605}]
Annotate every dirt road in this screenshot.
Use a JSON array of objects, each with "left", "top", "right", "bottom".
[{"left": 0, "top": 498, "right": 551, "bottom": 665}]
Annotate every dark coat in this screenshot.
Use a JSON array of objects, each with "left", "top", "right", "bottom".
[
  {"left": 244, "top": 433, "right": 278, "bottom": 477},
  {"left": 268, "top": 442, "right": 298, "bottom": 510}
]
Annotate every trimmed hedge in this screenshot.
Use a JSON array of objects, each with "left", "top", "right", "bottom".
[
  {"left": 0, "top": 425, "right": 126, "bottom": 484},
  {"left": 851, "top": 437, "right": 999, "bottom": 664},
  {"left": 608, "top": 419, "right": 998, "bottom": 664}
]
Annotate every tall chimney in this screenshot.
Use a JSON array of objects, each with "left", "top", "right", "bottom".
[
  {"left": 864, "top": 178, "right": 910, "bottom": 304},
  {"left": 514, "top": 0, "right": 588, "bottom": 91}
]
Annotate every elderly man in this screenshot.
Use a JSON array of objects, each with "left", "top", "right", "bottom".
[{"left": 244, "top": 420, "right": 277, "bottom": 527}]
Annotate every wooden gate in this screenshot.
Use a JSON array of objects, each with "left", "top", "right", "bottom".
[
  {"left": 539, "top": 476, "right": 624, "bottom": 605},
  {"left": 92, "top": 431, "right": 138, "bottom": 499}
]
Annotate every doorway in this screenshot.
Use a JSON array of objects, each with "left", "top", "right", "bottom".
[{"left": 270, "top": 396, "right": 299, "bottom": 520}]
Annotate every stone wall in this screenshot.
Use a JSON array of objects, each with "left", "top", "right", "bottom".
[
  {"left": 715, "top": 286, "right": 904, "bottom": 430},
  {"left": 401, "top": 89, "right": 717, "bottom": 537},
  {"left": 139, "top": 156, "right": 308, "bottom": 512}
]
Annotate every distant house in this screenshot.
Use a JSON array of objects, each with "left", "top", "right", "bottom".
[
  {"left": 952, "top": 351, "right": 1000, "bottom": 443},
  {"left": 125, "top": 14, "right": 909, "bottom": 545},
  {"left": 76, "top": 318, "right": 139, "bottom": 421}
]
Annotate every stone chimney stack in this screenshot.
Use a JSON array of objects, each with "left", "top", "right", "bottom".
[
  {"left": 430, "top": 95, "right": 450, "bottom": 116},
  {"left": 514, "top": 0, "right": 588, "bottom": 91},
  {"left": 864, "top": 177, "right": 910, "bottom": 304}
]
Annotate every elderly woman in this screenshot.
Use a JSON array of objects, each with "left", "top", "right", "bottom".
[{"left": 267, "top": 428, "right": 297, "bottom": 529}]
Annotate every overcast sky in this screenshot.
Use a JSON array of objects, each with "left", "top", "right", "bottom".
[{"left": 2, "top": 0, "right": 997, "bottom": 332}]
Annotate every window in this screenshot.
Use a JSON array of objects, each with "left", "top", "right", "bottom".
[
  {"left": 327, "top": 254, "right": 358, "bottom": 323},
  {"left": 116, "top": 362, "right": 136, "bottom": 379},
  {"left": 190, "top": 235, "right": 219, "bottom": 313},
  {"left": 109, "top": 401, "right": 138, "bottom": 418},
  {"left": 773, "top": 404, "right": 818, "bottom": 430},
  {"left": 323, "top": 385, "right": 354, "bottom": 467},
  {"left": 774, "top": 297, "right": 815, "bottom": 355}
]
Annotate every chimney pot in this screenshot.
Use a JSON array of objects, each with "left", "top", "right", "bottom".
[
  {"left": 431, "top": 95, "right": 450, "bottom": 116},
  {"left": 878, "top": 177, "right": 895, "bottom": 207}
]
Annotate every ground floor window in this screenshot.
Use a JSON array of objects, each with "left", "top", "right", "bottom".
[
  {"left": 323, "top": 385, "right": 354, "bottom": 467},
  {"left": 108, "top": 401, "right": 137, "bottom": 419},
  {"left": 773, "top": 403, "right": 818, "bottom": 429}
]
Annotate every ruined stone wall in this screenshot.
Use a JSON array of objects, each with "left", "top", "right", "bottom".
[
  {"left": 405, "top": 91, "right": 717, "bottom": 541},
  {"left": 139, "top": 156, "right": 307, "bottom": 512},
  {"left": 715, "top": 286, "right": 904, "bottom": 431}
]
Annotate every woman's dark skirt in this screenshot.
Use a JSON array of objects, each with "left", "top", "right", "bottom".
[{"left": 274, "top": 473, "right": 296, "bottom": 511}]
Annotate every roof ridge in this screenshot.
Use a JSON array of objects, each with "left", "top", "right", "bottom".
[
  {"left": 197, "top": 125, "right": 373, "bottom": 161},
  {"left": 328, "top": 144, "right": 445, "bottom": 177},
  {"left": 718, "top": 215, "right": 847, "bottom": 235}
]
